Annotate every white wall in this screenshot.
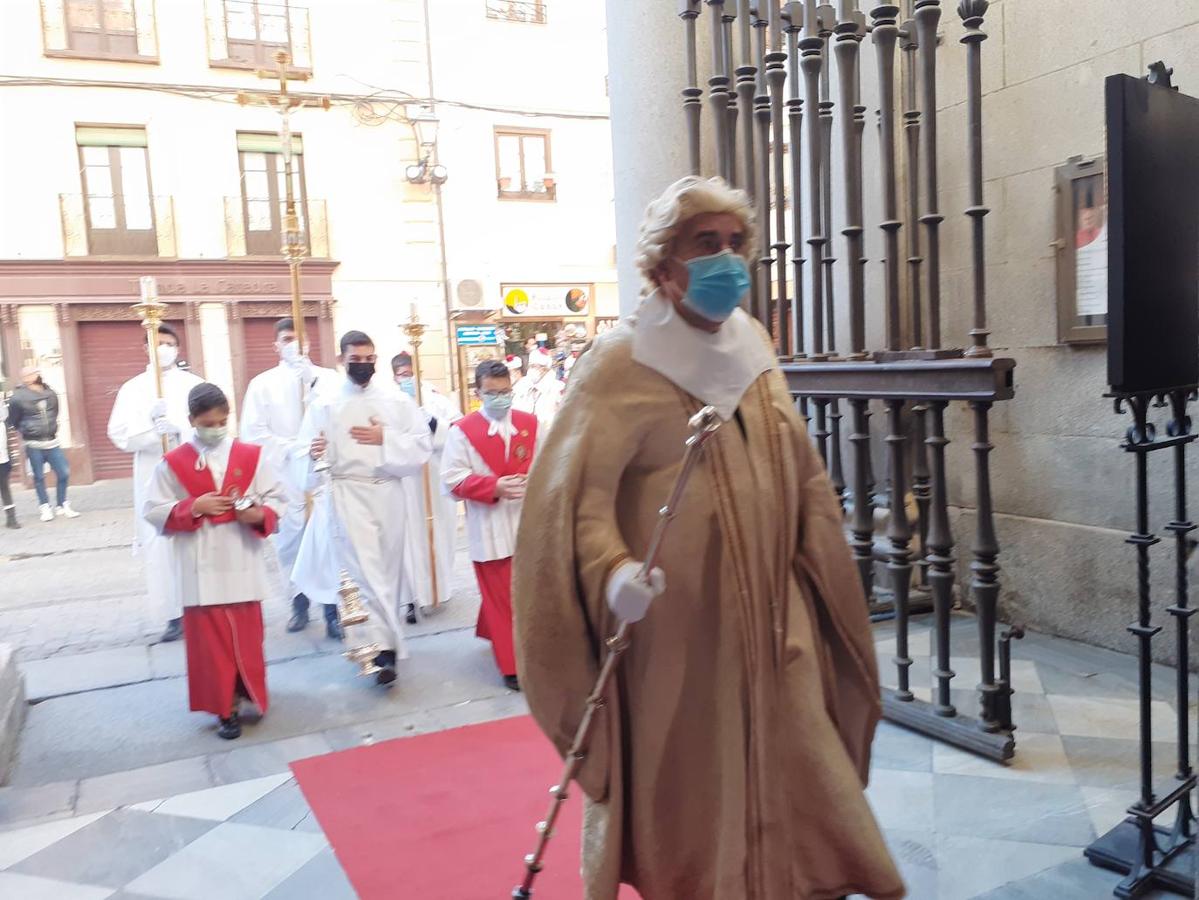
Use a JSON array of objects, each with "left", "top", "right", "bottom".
[{"left": 0, "top": 0, "right": 618, "bottom": 394}]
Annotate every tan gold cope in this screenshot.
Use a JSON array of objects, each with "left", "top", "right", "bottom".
[{"left": 514, "top": 321, "right": 905, "bottom": 900}]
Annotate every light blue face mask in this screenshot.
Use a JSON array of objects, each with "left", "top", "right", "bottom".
[
  {"left": 397, "top": 376, "right": 416, "bottom": 398},
  {"left": 481, "top": 392, "right": 513, "bottom": 418},
  {"left": 679, "top": 249, "right": 751, "bottom": 323}
]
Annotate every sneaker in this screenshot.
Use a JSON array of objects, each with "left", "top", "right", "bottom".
[
  {"left": 56, "top": 503, "right": 81, "bottom": 519},
  {"left": 38, "top": 504, "right": 53, "bottom": 523}
]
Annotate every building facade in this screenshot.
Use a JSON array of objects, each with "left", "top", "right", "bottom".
[{"left": 0, "top": 0, "right": 616, "bottom": 482}]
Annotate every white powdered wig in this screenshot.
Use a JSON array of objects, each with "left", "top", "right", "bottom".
[{"left": 634, "top": 175, "right": 756, "bottom": 296}]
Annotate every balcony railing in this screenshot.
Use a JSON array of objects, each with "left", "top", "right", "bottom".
[
  {"left": 223, "top": 197, "right": 329, "bottom": 258},
  {"left": 59, "top": 194, "right": 177, "bottom": 258},
  {"left": 486, "top": 0, "right": 546, "bottom": 25},
  {"left": 205, "top": 0, "right": 311, "bottom": 70}
]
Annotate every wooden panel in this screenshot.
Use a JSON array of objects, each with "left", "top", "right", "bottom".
[{"left": 78, "top": 319, "right": 185, "bottom": 481}]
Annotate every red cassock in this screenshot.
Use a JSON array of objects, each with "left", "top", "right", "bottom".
[
  {"left": 163, "top": 441, "right": 277, "bottom": 718},
  {"left": 451, "top": 410, "right": 537, "bottom": 677}
]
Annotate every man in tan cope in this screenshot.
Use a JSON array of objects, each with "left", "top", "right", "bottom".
[{"left": 514, "top": 176, "right": 904, "bottom": 900}]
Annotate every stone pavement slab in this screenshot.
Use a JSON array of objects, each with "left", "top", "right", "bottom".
[{"left": 22, "top": 646, "right": 152, "bottom": 701}]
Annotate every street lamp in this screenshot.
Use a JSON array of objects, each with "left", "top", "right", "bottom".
[{"left": 405, "top": 107, "right": 448, "bottom": 185}]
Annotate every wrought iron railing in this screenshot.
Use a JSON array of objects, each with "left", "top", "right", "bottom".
[
  {"left": 486, "top": 0, "right": 547, "bottom": 25},
  {"left": 223, "top": 196, "right": 329, "bottom": 258},
  {"left": 678, "top": 0, "right": 1019, "bottom": 761},
  {"left": 59, "top": 194, "right": 177, "bottom": 258}
]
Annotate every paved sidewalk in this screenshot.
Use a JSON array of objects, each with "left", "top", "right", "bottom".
[{"left": 0, "top": 616, "right": 1188, "bottom": 898}]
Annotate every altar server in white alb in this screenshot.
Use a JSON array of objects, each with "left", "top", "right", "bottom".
[
  {"left": 239, "top": 317, "right": 341, "bottom": 638},
  {"left": 108, "top": 323, "right": 203, "bottom": 643},
  {"left": 292, "top": 331, "right": 433, "bottom": 686},
  {"left": 143, "top": 384, "right": 285, "bottom": 740},
  {"left": 512, "top": 347, "right": 564, "bottom": 430},
  {"left": 392, "top": 353, "right": 461, "bottom": 620}
]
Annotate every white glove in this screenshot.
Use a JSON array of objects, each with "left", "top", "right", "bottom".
[
  {"left": 149, "top": 398, "right": 167, "bottom": 420},
  {"left": 154, "top": 417, "right": 179, "bottom": 437},
  {"left": 605, "top": 560, "right": 666, "bottom": 624}
]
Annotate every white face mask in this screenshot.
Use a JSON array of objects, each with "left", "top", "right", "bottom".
[
  {"left": 156, "top": 344, "right": 178, "bottom": 368},
  {"left": 279, "top": 341, "right": 305, "bottom": 367}
]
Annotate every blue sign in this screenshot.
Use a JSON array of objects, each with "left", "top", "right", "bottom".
[{"left": 456, "top": 325, "right": 501, "bottom": 347}]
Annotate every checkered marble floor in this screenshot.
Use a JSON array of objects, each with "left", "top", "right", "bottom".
[{"left": 0, "top": 613, "right": 1192, "bottom": 899}]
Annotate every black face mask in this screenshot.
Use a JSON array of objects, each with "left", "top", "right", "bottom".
[{"left": 346, "top": 361, "right": 375, "bottom": 386}]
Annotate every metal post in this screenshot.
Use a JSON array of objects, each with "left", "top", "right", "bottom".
[
  {"left": 971, "top": 400, "right": 1001, "bottom": 731},
  {"left": 900, "top": 11, "right": 924, "bottom": 349},
  {"left": 873, "top": 2, "right": 903, "bottom": 352},
  {"left": 835, "top": 2, "right": 867, "bottom": 359},
  {"left": 800, "top": 0, "right": 830, "bottom": 360},
  {"left": 925, "top": 399, "right": 956, "bottom": 715},
  {"left": 960, "top": 0, "right": 991, "bottom": 357},
  {"left": 1165, "top": 389, "right": 1196, "bottom": 838},
  {"left": 767, "top": 1, "right": 790, "bottom": 350},
  {"left": 724, "top": 8, "right": 739, "bottom": 185},
  {"left": 681, "top": 1, "right": 704, "bottom": 176},
  {"left": 736, "top": 0, "right": 758, "bottom": 195},
  {"left": 914, "top": 0, "right": 943, "bottom": 349},
  {"left": 708, "top": 0, "right": 733, "bottom": 181},
  {"left": 886, "top": 399, "right": 914, "bottom": 699},
  {"left": 849, "top": 397, "right": 875, "bottom": 598},
  {"left": 785, "top": 3, "right": 806, "bottom": 357},
  {"left": 753, "top": 9, "right": 774, "bottom": 332}
]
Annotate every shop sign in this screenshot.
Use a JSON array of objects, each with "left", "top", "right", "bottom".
[
  {"left": 455, "top": 324, "right": 501, "bottom": 346},
  {"left": 500, "top": 284, "right": 591, "bottom": 318}
]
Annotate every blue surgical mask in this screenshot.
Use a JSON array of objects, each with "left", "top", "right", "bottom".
[
  {"left": 679, "top": 250, "right": 751, "bottom": 323},
  {"left": 481, "top": 392, "right": 513, "bottom": 418},
  {"left": 397, "top": 376, "right": 416, "bottom": 398}
]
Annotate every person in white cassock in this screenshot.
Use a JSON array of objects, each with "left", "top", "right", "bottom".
[
  {"left": 392, "top": 353, "right": 461, "bottom": 622},
  {"left": 291, "top": 330, "right": 433, "bottom": 685},
  {"left": 108, "top": 323, "right": 203, "bottom": 643},
  {"left": 512, "top": 347, "right": 563, "bottom": 430},
  {"left": 143, "top": 383, "right": 285, "bottom": 740},
  {"left": 239, "top": 317, "right": 340, "bottom": 638}
]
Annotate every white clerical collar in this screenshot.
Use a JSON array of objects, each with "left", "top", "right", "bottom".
[
  {"left": 481, "top": 407, "right": 516, "bottom": 439},
  {"left": 629, "top": 292, "right": 776, "bottom": 420},
  {"left": 191, "top": 436, "right": 231, "bottom": 470}
]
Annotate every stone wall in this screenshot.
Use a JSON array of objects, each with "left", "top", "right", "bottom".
[{"left": 930, "top": 2, "right": 1199, "bottom": 661}]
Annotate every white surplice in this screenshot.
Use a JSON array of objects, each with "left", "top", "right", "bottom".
[
  {"left": 399, "top": 384, "right": 462, "bottom": 609},
  {"left": 107, "top": 364, "right": 204, "bottom": 622},
  {"left": 290, "top": 377, "right": 432, "bottom": 657},
  {"left": 512, "top": 372, "right": 564, "bottom": 431},
  {"left": 142, "top": 437, "right": 286, "bottom": 609},
  {"left": 239, "top": 360, "right": 339, "bottom": 596},
  {"left": 440, "top": 408, "right": 536, "bottom": 563}
]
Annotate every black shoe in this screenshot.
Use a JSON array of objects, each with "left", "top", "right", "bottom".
[
  {"left": 405, "top": 603, "right": 418, "bottom": 626},
  {"left": 504, "top": 675, "right": 521, "bottom": 692},
  {"left": 323, "top": 604, "right": 343, "bottom": 641},
  {"left": 287, "top": 594, "right": 310, "bottom": 633},
  {"left": 375, "top": 666, "right": 397, "bottom": 686},
  {"left": 4, "top": 508, "right": 18, "bottom": 530},
  {"left": 218, "top": 712, "right": 242, "bottom": 740},
  {"left": 160, "top": 618, "right": 183, "bottom": 643}
]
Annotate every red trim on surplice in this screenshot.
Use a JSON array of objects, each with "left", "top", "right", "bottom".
[
  {"left": 183, "top": 602, "right": 268, "bottom": 717},
  {"left": 451, "top": 411, "right": 537, "bottom": 504},
  {"left": 164, "top": 441, "right": 275, "bottom": 536}
]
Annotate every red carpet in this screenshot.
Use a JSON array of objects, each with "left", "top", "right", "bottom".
[{"left": 292, "top": 714, "right": 640, "bottom": 899}]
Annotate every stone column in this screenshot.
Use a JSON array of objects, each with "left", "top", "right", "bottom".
[{"left": 605, "top": 0, "right": 717, "bottom": 314}]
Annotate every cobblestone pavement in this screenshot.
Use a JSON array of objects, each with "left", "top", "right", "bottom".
[{"left": 0, "top": 479, "right": 481, "bottom": 662}]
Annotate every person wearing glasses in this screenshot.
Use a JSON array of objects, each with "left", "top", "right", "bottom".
[
  {"left": 440, "top": 359, "right": 537, "bottom": 691},
  {"left": 291, "top": 330, "right": 432, "bottom": 687}
]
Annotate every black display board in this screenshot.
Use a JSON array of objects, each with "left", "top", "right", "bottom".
[{"left": 1106, "top": 72, "right": 1199, "bottom": 393}]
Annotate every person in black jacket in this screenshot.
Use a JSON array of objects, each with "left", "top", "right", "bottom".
[{"left": 7, "top": 367, "right": 80, "bottom": 522}]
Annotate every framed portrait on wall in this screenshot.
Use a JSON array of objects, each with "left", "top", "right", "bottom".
[{"left": 1054, "top": 155, "right": 1108, "bottom": 344}]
